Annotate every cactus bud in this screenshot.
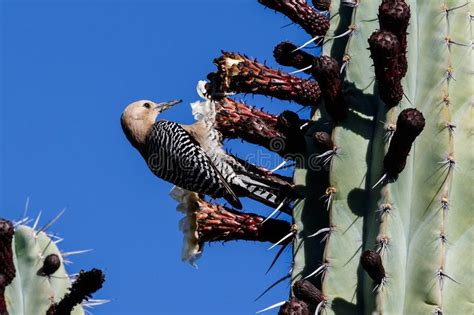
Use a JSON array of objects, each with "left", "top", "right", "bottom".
[
  {"left": 378, "top": 0, "right": 411, "bottom": 35},
  {"left": 278, "top": 298, "right": 310, "bottom": 315},
  {"left": 360, "top": 250, "right": 385, "bottom": 284},
  {"left": 312, "top": 56, "right": 347, "bottom": 121},
  {"left": 368, "top": 30, "right": 404, "bottom": 107},
  {"left": 273, "top": 41, "right": 314, "bottom": 72},
  {"left": 384, "top": 108, "right": 425, "bottom": 178},
  {"left": 41, "top": 254, "right": 61, "bottom": 276},
  {"left": 258, "top": 0, "right": 330, "bottom": 38},
  {"left": 207, "top": 52, "right": 321, "bottom": 107},
  {"left": 47, "top": 269, "right": 105, "bottom": 315},
  {"left": 293, "top": 279, "right": 325, "bottom": 305}
]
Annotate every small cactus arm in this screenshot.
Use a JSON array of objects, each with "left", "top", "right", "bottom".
[{"left": 0, "top": 217, "right": 105, "bottom": 315}]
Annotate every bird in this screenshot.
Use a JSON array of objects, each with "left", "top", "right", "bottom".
[{"left": 121, "top": 95, "right": 295, "bottom": 210}]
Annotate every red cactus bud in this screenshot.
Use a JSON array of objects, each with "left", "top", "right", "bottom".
[
  {"left": 41, "top": 254, "right": 61, "bottom": 276},
  {"left": 195, "top": 199, "right": 293, "bottom": 245},
  {"left": 207, "top": 52, "right": 321, "bottom": 107},
  {"left": 215, "top": 98, "right": 283, "bottom": 147},
  {"left": 360, "top": 250, "right": 385, "bottom": 284},
  {"left": 293, "top": 279, "right": 325, "bottom": 306},
  {"left": 47, "top": 269, "right": 105, "bottom": 315},
  {"left": 0, "top": 219, "right": 15, "bottom": 315},
  {"left": 384, "top": 108, "right": 425, "bottom": 177},
  {"left": 278, "top": 298, "right": 310, "bottom": 315},
  {"left": 258, "top": 0, "right": 330, "bottom": 38}
]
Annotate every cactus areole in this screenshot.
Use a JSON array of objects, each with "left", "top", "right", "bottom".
[{"left": 177, "top": 0, "right": 473, "bottom": 314}]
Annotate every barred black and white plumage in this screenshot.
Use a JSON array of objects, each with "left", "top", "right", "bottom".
[
  {"left": 145, "top": 120, "right": 239, "bottom": 206},
  {"left": 121, "top": 98, "right": 295, "bottom": 210}
]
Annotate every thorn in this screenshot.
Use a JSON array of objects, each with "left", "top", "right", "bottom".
[
  {"left": 299, "top": 122, "right": 310, "bottom": 130},
  {"left": 441, "top": 197, "right": 449, "bottom": 211},
  {"left": 22, "top": 196, "right": 30, "bottom": 220},
  {"left": 268, "top": 225, "right": 296, "bottom": 250},
  {"left": 82, "top": 299, "right": 111, "bottom": 308},
  {"left": 372, "top": 173, "right": 388, "bottom": 189},
  {"left": 255, "top": 300, "right": 287, "bottom": 314},
  {"left": 307, "top": 227, "right": 331, "bottom": 239},
  {"left": 376, "top": 236, "right": 390, "bottom": 257},
  {"left": 376, "top": 203, "right": 392, "bottom": 219},
  {"left": 435, "top": 268, "right": 459, "bottom": 290},
  {"left": 61, "top": 249, "right": 93, "bottom": 257},
  {"left": 255, "top": 273, "right": 291, "bottom": 301},
  {"left": 271, "top": 160, "right": 289, "bottom": 173},
  {"left": 37, "top": 208, "right": 66, "bottom": 235},
  {"left": 265, "top": 242, "right": 290, "bottom": 275},
  {"left": 304, "top": 262, "right": 328, "bottom": 280},
  {"left": 315, "top": 300, "right": 326, "bottom": 315},
  {"left": 444, "top": 122, "right": 456, "bottom": 133},
  {"left": 262, "top": 199, "right": 287, "bottom": 224},
  {"left": 32, "top": 211, "right": 42, "bottom": 231},
  {"left": 289, "top": 64, "right": 313, "bottom": 74},
  {"left": 438, "top": 155, "right": 456, "bottom": 170},
  {"left": 321, "top": 187, "right": 336, "bottom": 211},
  {"left": 439, "top": 233, "right": 448, "bottom": 244}
]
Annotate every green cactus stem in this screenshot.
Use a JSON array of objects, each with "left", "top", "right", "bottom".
[{"left": 2, "top": 214, "right": 106, "bottom": 315}]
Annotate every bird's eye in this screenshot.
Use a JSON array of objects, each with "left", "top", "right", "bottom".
[{"left": 143, "top": 102, "right": 151, "bottom": 109}]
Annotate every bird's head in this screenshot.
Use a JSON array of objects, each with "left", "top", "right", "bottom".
[{"left": 121, "top": 99, "right": 182, "bottom": 150}]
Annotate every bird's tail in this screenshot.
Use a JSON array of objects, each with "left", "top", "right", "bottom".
[{"left": 231, "top": 157, "right": 299, "bottom": 211}]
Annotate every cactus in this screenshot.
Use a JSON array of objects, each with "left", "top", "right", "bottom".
[
  {"left": 1, "top": 214, "right": 105, "bottom": 315},
  {"left": 127, "top": 0, "right": 472, "bottom": 314}
]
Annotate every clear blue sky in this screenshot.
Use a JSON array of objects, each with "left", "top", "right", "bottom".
[{"left": 1, "top": 1, "right": 315, "bottom": 314}]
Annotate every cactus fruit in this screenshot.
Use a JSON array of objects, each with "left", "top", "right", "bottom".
[{"left": 0, "top": 215, "right": 105, "bottom": 315}]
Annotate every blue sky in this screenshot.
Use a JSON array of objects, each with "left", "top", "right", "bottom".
[{"left": 1, "top": 1, "right": 315, "bottom": 314}]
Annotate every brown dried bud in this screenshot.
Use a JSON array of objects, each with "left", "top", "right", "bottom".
[
  {"left": 293, "top": 279, "right": 325, "bottom": 306},
  {"left": 47, "top": 269, "right": 105, "bottom": 315},
  {"left": 378, "top": 0, "right": 410, "bottom": 35},
  {"left": 41, "top": 254, "right": 61, "bottom": 276},
  {"left": 279, "top": 298, "right": 310, "bottom": 315},
  {"left": 313, "top": 131, "right": 334, "bottom": 150},
  {"left": 312, "top": 0, "right": 331, "bottom": 11},
  {"left": 273, "top": 41, "right": 314, "bottom": 72},
  {"left": 0, "top": 219, "right": 15, "bottom": 315},
  {"left": 384, "top": 108, "right": 425, "bottom": 177},
  {"left": 368, "top": 30, "right": 400, "bottom": 60},
  {"left": 312, "top": 56, "right": 347, "bottom": 121},
  {"left": 368, "top": 30, "right": 404, "bottom": 107},
  {"left": 378, "top": 0, "right": 410, "bottom": 78},
  {"left": 207, "top": 52, "right": 321, "bottom": 107},
  {"left": 258, "top": 0, "right": 330, "bottom": 38},
  {"left": 360, "top": 250, "right": 385, "bottom": 284}
]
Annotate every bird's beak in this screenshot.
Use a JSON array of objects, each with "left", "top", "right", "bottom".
[{"left": 154, "top": 99, "right": 183, "bottom": 113}]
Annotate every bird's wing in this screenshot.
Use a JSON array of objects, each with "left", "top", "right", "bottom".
[{"left": 147, "top": 121, "right": 242, "bottom": 209}]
